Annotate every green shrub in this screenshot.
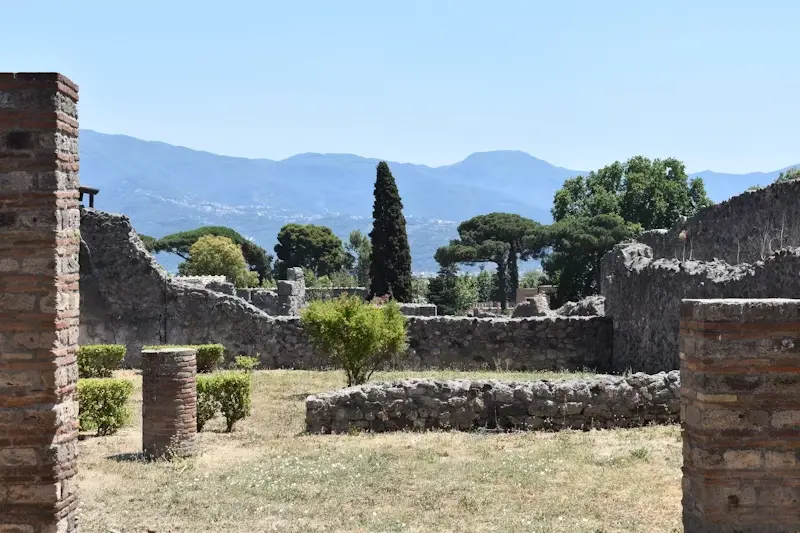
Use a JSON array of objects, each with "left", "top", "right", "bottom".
[
  {"left": 143, "top": 344, "right": 225, "bottom": 373},
  {"left": 214, "top": 372, "right": 253, "bottom": 432},
  {"left": 196, "top": 375, "right": 220, "bottom": 432},
  {"left": 77, "top": 378, "right": 133, "bottom": 436},
  {"left": 77, "top": 344, "right": 126, "bottom": 378},
  {"left": 300, "top": 295, "right": 408, "bottom": 386},
  {"left": 234, "top": 356, "right": 259, "bottom": 373},
  {"left": 195, "top": 372, "right": 253, "bottom": 432}
]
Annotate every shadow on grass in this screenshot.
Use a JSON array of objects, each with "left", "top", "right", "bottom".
[
  {"left": 106, "top": 452, "right": 146, "bottom": 463},
  {"left": 285, "top": 392, "right": 314, "bottom": 401}
]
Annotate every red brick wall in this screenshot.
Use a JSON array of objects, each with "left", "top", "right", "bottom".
[
  {"left": 141, "top": 349, "right": 197, "bottom": 459},
  {"left": 681, "top": 298, "right": 800, "bottom": 532},
  {"left": 0, "top": 73, "right": 80, "bottom": 532}
]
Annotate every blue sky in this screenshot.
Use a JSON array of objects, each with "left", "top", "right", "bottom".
[{"left": 3, "top": 1, "right": 799, "bottom": 172}]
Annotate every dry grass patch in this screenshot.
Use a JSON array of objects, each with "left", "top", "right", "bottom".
[{"left": 77, "top": 369, "right": 682, "bottom": 532}]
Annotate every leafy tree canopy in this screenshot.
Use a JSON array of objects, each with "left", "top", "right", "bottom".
[
  {"left": 552, "top": 156, "right": 712, "bottom": 230},
  {"left": 435, "top": 213, "right": 545, "bottom": 309},
  {"left": 346, "top": 229, "right": 372, "bottom": 288},
  {"left": 153, "top": 226, "right": 272, "bottom": 282},
  {"left": 535, "top": 214, "right": 639, "bottom": 304},
  {"left": 544, "top": 156, "right": 712, "bottom": 304},
  {"left": 139, "top": 234, "right": 157, "bottom": 252},
  {"left": 178, "top": 235, "right": 259, "bottom": 288},
  {"left": 426, "top": 264, "right": 478, "bottom": 316},
  {"left": 274, "top": 223, "right": 348, "bottom": 278}
]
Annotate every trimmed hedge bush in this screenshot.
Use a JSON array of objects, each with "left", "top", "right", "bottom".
[
  {"left": 234, "top": 356, "right": 258, "bottom": 373},
  {"left": 195, "top": 372, "right": 252, "bottom": 432},
  {"left": 77, "top": 378, "right": 134, "bottom": 436},
  {"left": 143, "top": 344, "right": 225, "bottom": 372},
  {"left": 77, "top": 344, "right": 126, "bottom": 378},
  {"left": 196, "top": 375, "right": 219, "bottom": 432}
]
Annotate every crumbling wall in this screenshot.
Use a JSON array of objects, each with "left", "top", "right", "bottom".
[
  {"left": 640, "top": 179, "right": 800, "bottom": 263},
  {"left": 306, "top": 371, "right": 680, "bottom": 434},
  {"left": 174, "top": 275, "right": 235, "bottom": 295},
  {"left": 236, "top": 288, "right": 279, "bottom": 315},
  {"left": 80, "top": 209, "right": 609, "bottom": 371},
  {"left": 602, "top": 241, "right": 800, "bottom": 373},
  {"left": 305, "top": 287, "right": 369, "bottom": 302}
]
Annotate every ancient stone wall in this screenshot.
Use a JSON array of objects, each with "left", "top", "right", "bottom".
[
  {"left": 80, "top": 209, "right": 611, "bottom": 371},
  {"left": 0, "top": 73, "right": 80, "bottom": 533},
  {"left": 602, "top": 241, "right": 800, "bottom": 373},
  {"left": 306, "top": 371, "right": 680, "bottom": 434},
  {"left": 680, "top": 298, "right": 800, "bottom": 532},
  {"left": 406, "top": 315, "right": 611, "bottom": 372},
  {"left": 236, "top": 288, "right": 279, "bottom": 315},
  {"left": 397, "top": 303, "right": 437, "bottom": 316},
  {"left": 640, "top": 179, "right": 800, "bottom": 264},
  {"left": 305, "top": 287, "right": 369, "bottom": 302},
  {"left": 174, "top": 275, "right": 235, "bottom": 295},
  {"left": 277, "top": 267, "right": 305, "bottom": 316}
]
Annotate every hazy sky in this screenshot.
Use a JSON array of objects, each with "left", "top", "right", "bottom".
[{"left": 4, "top": 1, "right": 799, "bottom": 172}]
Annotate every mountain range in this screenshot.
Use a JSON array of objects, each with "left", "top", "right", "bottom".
[{"left": 79, "top": 129, "right": 794, "bottom": 274}]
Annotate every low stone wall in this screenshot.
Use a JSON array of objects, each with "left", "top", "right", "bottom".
[
  {"left": 305, "top": 287, "right": 369, "bottom": 302},
  {"left": 397, "top": 303, "right": 437, "bottom": 316},
  {"left": 306, "top": 371, "right": 680, "bottom": 434},
  {"left": 406, "top": 316, "right": 612, "bottom": 372}
]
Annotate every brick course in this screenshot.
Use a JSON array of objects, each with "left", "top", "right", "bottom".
[
  {"left": 0, "top": 73, "right": 80, "bottom": 533},
  {"left": 680, "top": 298, "right": 800, "bottom": 532},
  {"left": 141, "top": 348, "right": 197, "bottom": 459}
]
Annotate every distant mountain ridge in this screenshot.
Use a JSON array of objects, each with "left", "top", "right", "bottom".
[{"left": 79, "top": 129, "right": 795, "bottom": 273}]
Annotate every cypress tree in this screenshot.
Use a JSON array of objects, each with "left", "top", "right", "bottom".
[{"left": 369, "top": 161, "right": 413, "bottom": 302}]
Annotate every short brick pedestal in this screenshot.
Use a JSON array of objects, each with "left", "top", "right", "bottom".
[
  {"left": 680, "top": 298, "right": 800, "bottom": 532},
  {"left": 141, "top": 348, "right": 197, "bottom": 460}
]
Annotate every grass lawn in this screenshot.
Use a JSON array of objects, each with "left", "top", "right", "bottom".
[{"left": 77, "top": 369, "right": 683, "bottom": 533}]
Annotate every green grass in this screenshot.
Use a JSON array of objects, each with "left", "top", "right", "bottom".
[{"left": 76, "top": 369, "right": 682, "bottom": 532}]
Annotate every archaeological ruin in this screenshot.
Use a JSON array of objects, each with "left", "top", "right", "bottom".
[
  {"left": 306, "top": 371, "right": 680, "bottom": 434},
  {"left": 4, "top": 70, "right": 800, "bottom": 531},
  {"left": 0, "top": 73, "right": 81, "bottom": 533},
  {"left": 141, "top": 347, "right": 198, "bottom": 460},
  {"left": 680, "top": 298, "right": 800, "bottom": 532}
]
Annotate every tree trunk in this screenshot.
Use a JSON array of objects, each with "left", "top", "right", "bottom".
[
  {"left": 495, "top": 258, "right": 508, "bottom": 310},
  {"left": 507, "top": 244, "right": 519, "bottom": 306}
]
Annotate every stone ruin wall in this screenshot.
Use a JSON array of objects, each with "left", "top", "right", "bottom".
[
  {"left": 306, "top": 371, "right": 679, "bottom": 434},
  {"left": 639, "top": 178, "right": 800, "bottom": 264},
  {"left": 80, "top": 208, "right": 609, "bottom": 371},
  {"left": 236, "top": 285, "right": 436, "bottom": 317},
  {"left": 602, "top": 242, "right": 800, "bottom": 373},
  {"left": 602, "top": 179, "right": 800, "bottom": 374}
]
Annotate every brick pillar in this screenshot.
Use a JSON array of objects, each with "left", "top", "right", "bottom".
[
  {"left": 141, "top": 348, "right": 197, "bottom": 459},
  {"left": 0, "top": 73, "right": 80, "bottom": 532},
  {"left": 680, "top": 298, "right": 800, "bottom": 533}
]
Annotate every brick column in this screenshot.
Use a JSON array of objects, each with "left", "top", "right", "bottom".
[
  {"left": 680, "top": 298, "right": 800, "bottom": 532},
  {"left": 0, "top": 73, "right": 80, "bottom": 532},
  {"left": 141, "top": 348, "right": 197, "bottom": 459}
]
